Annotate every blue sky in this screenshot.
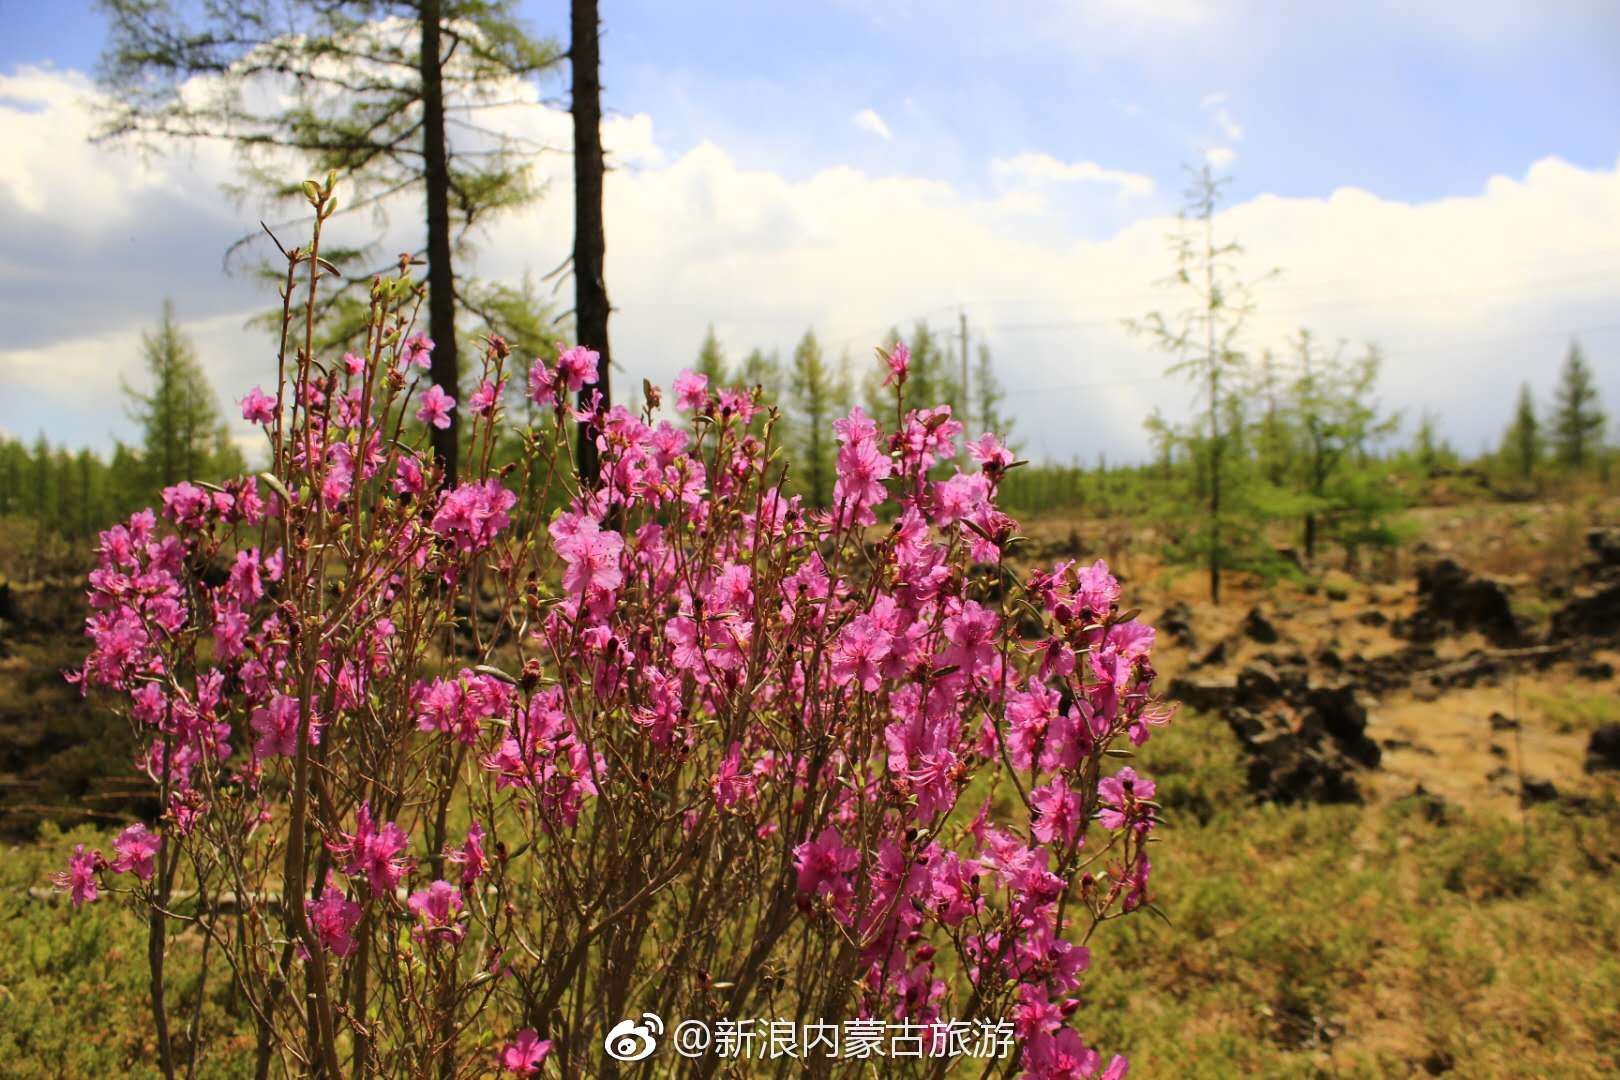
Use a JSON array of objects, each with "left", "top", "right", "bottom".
[
  {"left": 2, "top": 1, "right": 1618, "bottom": 460},
  {"left": 11, "top": 1, "right": 1618, "bottom": 207}
]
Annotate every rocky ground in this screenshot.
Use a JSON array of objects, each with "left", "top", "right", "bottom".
[{"left": 1021, "top": 502, "right": 1620, "bottom": 819}]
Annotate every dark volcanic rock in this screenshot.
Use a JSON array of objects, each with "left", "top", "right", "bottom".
[
  {"left": 1242, "top": 605, "right": 1280, "bottom": 644},
  {"left": 1551, "top": 581, "right": 1620, "bottom": 641},
  {"left": 1586, "top": 724, "right": 1620, "bottom": 774},
  {"left": 1520, "top": 778, "right": 1560, "bottom": 805},
  {"left": 1587, "top": 527, "right": 1620, "bottom": 570},
  {"left": 1396, "top": 559, "right": 1523, "bottom": 647},
  {"left": 1575, "top": 659, "right": 1615, "bottom": 681},
  {"left": 1157, "top": 601, "right": 1197, "bottom": 650},
  {"left": 1179, "top": 660, "right": 1382, "bottom": 804}
]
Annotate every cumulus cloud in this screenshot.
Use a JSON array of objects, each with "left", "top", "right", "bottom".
[
  {"left": 3, "top": 66, "right": 1618, "bottom": 466},
  {"left": 852, "top": 107, "right": 893, "bottom": 140},
  {"left": 990, "top": 153, "right": 1155, "bottom": 199}
]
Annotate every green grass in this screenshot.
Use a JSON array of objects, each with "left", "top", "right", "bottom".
[
  {"left": 1528, "top": 690, "right": 1620, "bottom": 735},
  {"left": 7, "top": 716, "right": 1620, "bottom": 1077},
  {"left": 1076, "top": 713, "right": 1620, "bottom": 1077}
]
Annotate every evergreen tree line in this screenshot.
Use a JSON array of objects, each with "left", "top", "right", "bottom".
[
  {"left": 688, "top": 320, "right": 1012, "bottom": 507},
  {"left": 1, "top": 303, "right": 243, "bottom": 541}
]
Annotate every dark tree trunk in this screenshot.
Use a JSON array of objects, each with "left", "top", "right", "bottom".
[
  {"left": 570, "top": 0, "right": 611, "bottom": 486},
  {"left": 421, "top": 0, "right": 459, "bottom": 488}
]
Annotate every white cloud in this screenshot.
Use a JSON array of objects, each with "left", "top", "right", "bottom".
[
  {"left": 852, "top": 107, "right": 893, "bottom": 141},
  {"left": 1204, "top": 146, "right": 1237, "bottom": 169},
  {"left": 4, "top": 66, "right": 1620, "bottom": 466},
  {"left": 989, "top": 153, "right": 1155, "bottom": 199},
  {"left": 1200, "top": 90, "right": 1245, "bottom": 142}
]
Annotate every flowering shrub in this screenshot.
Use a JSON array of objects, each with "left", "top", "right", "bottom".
[{"left": 60, "top": 178, "right": 1173, "bottom": 1078}]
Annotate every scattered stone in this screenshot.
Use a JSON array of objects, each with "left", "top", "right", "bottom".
[
  {"left": 1193, "top": 638, "right": 1229, "bottom": 669},
  {"left": 1314, "top": 646, "right": 1344, "bottom": 672},
  {"left": 1486, "top": 765, "right": 1513, "bottom": 784},
  {"left": 1551, "top": 581, "right": 1620, "bottom": 641},
  {"left": 1575, "top": 659, "right": 1615, "bottom": 681},
  {"left": 1165, "top": 676, "right": 1239, "bottom": 714},
  {"left": 1489, "top": 744, "right": 1507, "bottom": 758},
  {"left": 1488, "top": 712, "right": 1519, "bottom": 732},
  {"left": 1355, "top": 609, "right": 1388, "bottom": 628},
  {"left": 1242, "top": 605, "right": 1280, "bottom": 644},
  {"left": 1587, "top": 527, "right": 1620, "bottom": 569},
  {"left": 1157, "top": 601, "right": 1197, "bottom": 650},
  {"left": 1586, "top": 724, "right": 1620, "bottom": 774},
  {"left": 1182, "top": 660, "right": 1381, "bottom": 804},
  {"left": 1520, "top": 778, "right": 1560, "bottom": 805},
  {"left": 1394, "top": 559, "right": 1522, "bottom": 647}
]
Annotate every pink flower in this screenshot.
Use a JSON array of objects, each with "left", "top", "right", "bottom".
[
  {"left": 1029, "top": 778, "right": 1083, "bottom": 846},
  {"left": 967, "top": 432, "right": 1015, "bottom": 471},
  {"left": 501, "top": 1029, "right": 553, "bottom": 1074},
  {"left": 416, "top": 384, "right": 456, "bottom": 429},
  {"left": 406, "top": 879, "right": 466, "bottom": 946},
  {"left": 394, "top": 454, "right": 426, "bottom": 496},
  {"left": 239, "top": 386, "right": 276, "bottom": 424},
  {"left": 1097, "top": 767, "right": 1156, "bottom": 832},
  {"left": 672, "top": 369, "right": 709, "bottom": 412},
  {"left": 308, "top": 879, "right": 363, "bottom": 957},
  {"left": 832, "top": 614, "right": 893, "bottom": 692},
  {"left": 250, "top": 693, "right": 315, "bottom": 759},
  {"left": 432, "top": 480, "right": 518, "bottom": 554},
  {"left": 550, "top": 515, "right": 625, "bottom": 594},
  {"left": 111, "top": 823, "right": 162, "bottom": 881},
  {"left": 402, "top": 333, "right": 435, "bottom": 370},
  {"left": 883, "top": 340, "right": 910, "bottom": 387},
  {"left": 445, "top": 822, "right": 489, "bottom": 886},
  {"left": 793, "top": 827, "right": 859, "bottom": 918},
  {"left": 711, "top": 743, "right": 757, "bottom": 809},
  {"left": 554, "top": 344, "right": 600, "bottom": 392},
  {"left": 528, "top": 359, "right": 559, "bottom": 407},
  {"left": 469, "top": 378, "right": 502, "bottom": 417},
  {"left": 342, "top": 351, "right": 365, "bottom": 376},
  {"left": 53, "top": 844, "right": 103, "bottom": 906},
  {"left": 332, "top": 804, "right": 414, "bottom": 896}
]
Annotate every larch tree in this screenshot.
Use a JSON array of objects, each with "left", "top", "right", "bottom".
[
  {"left": 1129, "top": 164, "right": 1274, "bottom": 602},
  {"left": 1551, "top": 341, "right": 1606, "bottom": 471},
  {"left": 1501, "top": 382, "right": 1541, "bottom": 481},
  {"left": 569, "top": 0, "right": 612, "bottom": 486},
  {"left": 123, "top": 302, "right": 237, "bottom": 493},
  {"left": 95, "top": 0, "right": 562, "bottom": 486},
  {"left": 788, "top": 329, "right": 843, "bottom": 507}
]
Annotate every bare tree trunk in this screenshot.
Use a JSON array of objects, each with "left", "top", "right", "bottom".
[
  {"left": 421, "top": 0, "right": 459, "bottom": 488},
  {"left": 571, "top": 0, "right": 611, "bottom": 486}
]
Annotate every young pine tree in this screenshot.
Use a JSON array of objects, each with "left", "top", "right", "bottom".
[
  {"left": 123, "top": 302, "right": 234, "bottom": 494},
  {"left": 1551, "top": 341, "right": 1606, "bottom": 471},
  {"left": 694, "top": 324, "right": 729, "bottom": 388},
  {"left": 788, "top": 329, "right": 846, "bottom": 507},
  {"left": 1129, "top": 165, "right": 1275, "bottom": 602},
  {"left": 1501, "top": 382, "right": 1541, "bottom": 481}
]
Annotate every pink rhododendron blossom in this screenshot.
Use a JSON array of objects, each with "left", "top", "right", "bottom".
[
  {"left": 401, "top": 333, "right": 435, "bottom": 370},
  {"left": 416, "top": 383, "right": 456, "bottom": 429},
  {"left": 239, "top": 386, "right": 276, "bottom": 424},
  {"left": 883, "top": 340, "right": 910, "bottom": 387},
  {"left": 308, "top": 880, "right": 363, "bottom": 957},
  {"left": 54, "top": 845, "right": 103, "bottom": 906},
  {"left": 672, "top": 369, "right": 709, "bottom": 411},
  {"left": 111, "top": 823, "right": 162, "bottom": 881},
  {"left": 554, "top": 344, "right": 599, "bottom": 392},
  {"left": 501, "top": 1029, "right": 553, "bottom": 1074},
  {"left": 406, "top": 879, "right": 466, "bottom": 946},
  {"left": 332, "top": 804, "right": 414, "bottom": 896}
]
